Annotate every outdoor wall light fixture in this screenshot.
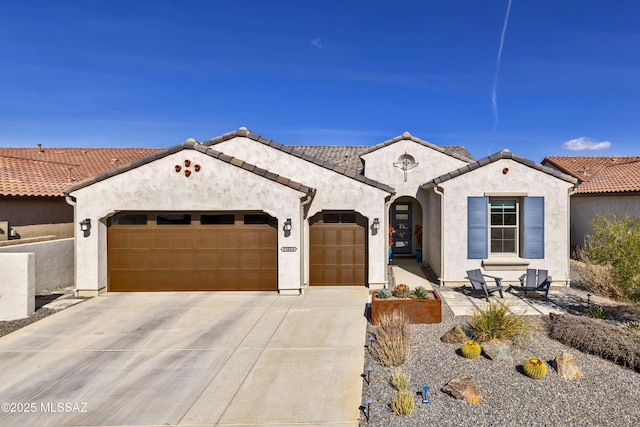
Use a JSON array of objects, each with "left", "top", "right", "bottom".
[
  {"left": 80, "top": 218, "right": 91, "bottom": 232},
  {"left": 283, "top": 218, "right": 292, "bottom": 232},
  {"left": 372, "top": 218, "right": 380, "bottom": 230}
]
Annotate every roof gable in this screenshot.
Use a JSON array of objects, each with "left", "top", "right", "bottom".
[
  {"left": 202, "top": 128, "right": 394, "bottom": 193},
  {"left": 65, "top": 141, "right": 315, "bottom": 197},
  {"left": 359, "top": 131, "right": 475, "bottom": 163},
  {"left": 422, "top": 149, "right": 578, "bottom": 188}
]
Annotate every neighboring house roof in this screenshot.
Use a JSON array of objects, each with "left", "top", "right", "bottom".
[
  {"left": 542, "top": 156, "right": 640, "bottom": 194},
  {"left": 65, "top": 141, "right": 316, "bottom": 196},
  {"left": 422, "top": 149, "right": 578, "bottom": 188},
  {"left": 0, "top": 147, "right": 161, "bottom": 197},
  {"left": 202, "top": 128, "right": 395, "bottom": 193},
  {"left": 359, "top": 131, "right": 475, "bottom": 163}
]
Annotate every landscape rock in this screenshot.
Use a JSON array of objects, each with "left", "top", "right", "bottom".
[
  {"left": 481, "top": 339, "right": 512, "bottom": 361},
  {"left": 554, "top": 351, "right": 583, "bottom": 381},
  {"left": 440, "top": 325, "right": 468, "bottom": 343},
  {"left": 441, "top": 375, "right": 482, "bottom": 405}
]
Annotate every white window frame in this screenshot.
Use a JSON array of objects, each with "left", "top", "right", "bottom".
[{"left": 489, "top": 198, "right": 519, "bottom": 256}]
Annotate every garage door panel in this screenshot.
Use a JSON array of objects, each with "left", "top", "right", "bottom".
[
  {"left": 309, "top": 218, "right": 366, "bottom": 286},
  {"left": 108, "top": 213, "right": 277, "bottom": 292}
]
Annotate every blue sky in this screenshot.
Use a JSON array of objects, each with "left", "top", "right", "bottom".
[{"left": 1, "top": 0, "right": 638, "bottom": 162}]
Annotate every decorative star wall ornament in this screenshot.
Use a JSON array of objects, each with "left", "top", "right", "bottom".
[{"left": 393, "top": 152, "right": 418, "bottom": 182}]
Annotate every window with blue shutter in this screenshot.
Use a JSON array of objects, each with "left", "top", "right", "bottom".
[
  {"left": 467, "top": 197, "right": 488, "bottom": 259},
  {"left": 523, "top": 196, "right": 544, "bottom": 258}
]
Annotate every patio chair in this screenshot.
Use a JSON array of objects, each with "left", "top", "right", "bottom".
[
  {"left": 464, "top": 269, "right": 504, "bottom": 302},
  {"left": 507, "top": 268, "right": 552, "bottom": 301}
]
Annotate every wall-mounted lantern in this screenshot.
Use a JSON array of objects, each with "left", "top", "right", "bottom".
[
  {"left": 372, "top": 218, "right": 380, "bottom": 230},
  {"left": 283, "top": 218, "right": 292, "bottom": 232},
  {"left": 80, "top": 218, "right": 91, "bottom": 233}
]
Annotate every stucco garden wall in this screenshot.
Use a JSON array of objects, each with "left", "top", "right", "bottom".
[
  {"left": 570, "top": 193, "right": 640, "bottom": 248},
  {"left": 0, "top": 253, "right": 34, "bottom": 321},
  {"left": 212, "top": 137, "right": 392, "bottom": 287},
  {"left": 68, "top": 149, "right": 307, "bottom": 295},
  {"left": 0, "top": 238, "right": 74, "bottom": 293},
  {"left": 437, "top": 158, "right": 574, "bottom": 286}
]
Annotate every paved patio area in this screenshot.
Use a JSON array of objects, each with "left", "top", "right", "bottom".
[{"left": 389, "top": 257, "right": 598, "bottom": 317}]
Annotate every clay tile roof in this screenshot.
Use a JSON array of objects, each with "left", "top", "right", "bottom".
[
  {"left": 542, "top": 156, "right": 640, "bottom": 194},
  {"left": 0, "top": 147, "right": 161, "bottom": 197}
]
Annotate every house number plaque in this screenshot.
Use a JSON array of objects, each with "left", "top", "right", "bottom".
[{"left": 281, "top": 247, "right": 298, "bottom": 252}]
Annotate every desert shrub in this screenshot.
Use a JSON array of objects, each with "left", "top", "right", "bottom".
[
  {"left": 580, "top": 214, "right": 640, "bottom": 302},
  {"left": 573, "top": 253, "right": 621, "bottom": 300},
  {"left": 588, "top": 305, "right": 609, "bottom": 319},
  {"left": 373, "top": 310, "right": 411, "bottom": 367},
  {"left": 391, "top": 369, "right": 410, "bottom": 391},
  {"left": 391, "top": 390, "right": 415, "bottom": 416},
  {"left": 471, "top": 301, "right": 537, "bottom": 345},
  {"left": 547, "top": 313, "right": 640, "bottom": 371}
]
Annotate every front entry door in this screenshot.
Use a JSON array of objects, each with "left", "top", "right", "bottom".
[{"left": 391, "top": 202, "right": 412, "bottom": 254}]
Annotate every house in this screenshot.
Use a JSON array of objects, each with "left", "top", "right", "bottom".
[
  {"left": 64, "top": 128, "right": 577, "bottom": 296},
  {"left": 542, "top": 156, "right": 640, "bottom": 248},
  {"left": 0, "top": 146, "right": 160, "bottom": 241}
]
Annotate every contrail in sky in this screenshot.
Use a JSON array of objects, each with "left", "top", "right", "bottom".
[{"left": 491, "top": 0, "right": 512, "bottom": 130}]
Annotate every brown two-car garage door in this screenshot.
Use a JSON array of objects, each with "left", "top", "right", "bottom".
[
  {"left": 309, "top": 212, "right": 366, "bottom": 286},
  {"left": 107, "top": 212, "right": 277, "bottom": 291}
]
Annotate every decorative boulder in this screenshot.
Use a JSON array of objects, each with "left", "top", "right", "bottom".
[
  {"left": 481, "top": 339, "right": 511, "bottom": 361},
  {"left": 440, "top": 325, "right": 468, "bottom": 343},
  {"left": 441, "top": 375, "right": 482, "bottom": 405},
  {"left": 554, "top": 351, "right": 583, "bottom": 381}
]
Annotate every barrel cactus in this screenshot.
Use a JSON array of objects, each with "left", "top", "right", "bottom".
[
  {"left": 393, "top": 284, "right": 411, "bottom": 299},
  {"left": 461, "top": 340, "right": 482, "bottom": 359},
  {"left": 523, "top": 357, "right": 547, "bottom": 379}
]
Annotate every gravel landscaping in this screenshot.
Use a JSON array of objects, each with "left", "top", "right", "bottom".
[
  {"left": 0, "top": 307, "right": 57, "bottom": 338},
  {"left": 360, "top": 301, "right": 640, "bottom": 426}
]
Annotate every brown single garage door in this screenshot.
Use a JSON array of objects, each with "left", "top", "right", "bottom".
[
  {"left": 107, "top": 212, "right": 277, "bottom": 291},
  {"left": 309, "top": 212, "right": 366, "bottom": 286}
]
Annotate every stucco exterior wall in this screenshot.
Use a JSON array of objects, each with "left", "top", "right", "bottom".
[
  {"left": 360, "top": 139, "right": 469, "bottom": 197},
  {"left": 437, "top": 158, "right": 574, "bottom": 285},
  {"left": 212, "top": 137, "right": 392, "bottom": 286},
  {"left": 0, "top": 238, "right": 74, "bottom": 293},
  {"left": 69, "top": 149, "right": 307, "bottom": 294},
  {"left": 570, "top": 193, "right": 640, "bottom": 248}
]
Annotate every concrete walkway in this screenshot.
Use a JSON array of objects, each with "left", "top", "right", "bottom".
[
  {"left": 0, "top": 288, "right": 369, "bottom": 427},
  {"left": 390, "top": 258, "right": 581, "bottom": 317}
]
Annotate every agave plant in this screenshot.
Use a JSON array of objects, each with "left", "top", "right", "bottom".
[{"left": 411, "top": 286, "right": 430, "bottom": 300}]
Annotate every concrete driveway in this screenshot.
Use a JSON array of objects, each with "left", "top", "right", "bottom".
[{"left": 0, "top": 288, "right": 369, "bottom": 426}]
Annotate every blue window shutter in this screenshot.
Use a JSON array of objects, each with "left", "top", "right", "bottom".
[
  {"left": 523, "top": 196, "right": 544, "bottom": 259},
  {"left": 468, "top": 197, "right": 488, "bottom": 259}
]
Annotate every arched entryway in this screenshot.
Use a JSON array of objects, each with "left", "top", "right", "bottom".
[{"left": 390, "top": 197, "right": 423, "bottom": 260}]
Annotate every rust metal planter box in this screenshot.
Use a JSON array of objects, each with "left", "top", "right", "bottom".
[{"left": 371, "top": 290, "right": 442, "bottom": 325}]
